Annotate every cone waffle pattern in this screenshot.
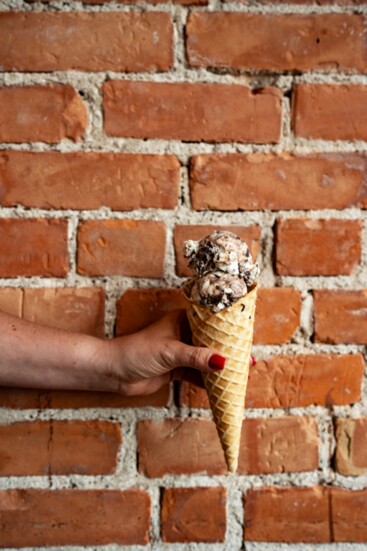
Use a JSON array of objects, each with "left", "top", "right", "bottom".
[{"left": 184, "top": 286, "right": 257, "bottom": 474}]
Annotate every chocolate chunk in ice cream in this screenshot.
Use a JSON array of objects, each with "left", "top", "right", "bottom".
[
  {"left": 190, "top": 272, "right": 248, "bottom": 312},
  {"left": 184, "top": 230, "right": 259, "bottom": 312},
  {"left": 184, "top": 230, "right": 259, "bottom": 287}
]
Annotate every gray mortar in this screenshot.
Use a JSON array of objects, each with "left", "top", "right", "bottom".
[{"left": 0, "top": 0, "right": 367, "bottom": 549}]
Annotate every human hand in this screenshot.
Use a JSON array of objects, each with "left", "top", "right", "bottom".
[{"left": 105, "top": 310, "right": 254, "bottom": 397}]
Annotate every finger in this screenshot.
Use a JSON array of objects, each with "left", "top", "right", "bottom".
[{"left": 170, "top": 342, "right": 226, "bottom": 373}]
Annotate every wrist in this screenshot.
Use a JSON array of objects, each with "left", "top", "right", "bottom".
[{"left": 77, "top": 335, "right": 120, "bottom": 394}]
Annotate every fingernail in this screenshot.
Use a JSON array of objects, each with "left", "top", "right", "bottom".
[
  {"left": 209, "top": 354, "right": 226, "bottom": 371},
  {"left": 250, "top": 355, "right": 256, "bottom": 367}
]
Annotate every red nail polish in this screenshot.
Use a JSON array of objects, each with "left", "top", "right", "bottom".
[
  {"left": 209, "top": 354, "right": 226, "bottom": 370},
  {"left": 251, "top": 355, "right": 256, "bottom": 367}
]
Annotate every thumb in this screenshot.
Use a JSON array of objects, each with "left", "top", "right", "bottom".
[{"left": 169, "top": 342, "right": 226, "bottom": 373}]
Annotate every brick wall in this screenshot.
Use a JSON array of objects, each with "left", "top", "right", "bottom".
[{"left": 0, "top": 0, "right": 367, "bottom": 548}]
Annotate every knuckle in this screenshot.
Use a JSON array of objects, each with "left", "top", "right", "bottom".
[
  {"left": 189, "top": 347, "right": 203, "bottom": 368},
  {"left": 161, "top": 342, "right": 176, "bottom": 368}
]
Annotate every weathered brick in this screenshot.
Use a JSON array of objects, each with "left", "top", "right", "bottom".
[
  {"left": 0, "top": 12, "right": 172, "bottom": 72},
  {"left": 224, "top": 0, "right": 366, "bottom": 5},
  {"left": 161, "top": 487, "right": 226, "bottom": 543},
  {"left": 116, "top": 288, "right": 186, "bottom": 336},
  {"left": 0, "top": 85, "right": 86, "bottom": 143},
  {"left": 0, "top": 219, "right": 68, "bottom": 277},
  {"left": 138, "top": 418, "right": 225, "bottom": 476},
  {"left": 77, "top": 220, "right": 166, "bottom": 277},
  {"left": 0, "top": 151, "right": 180, "bottom": 210},
  {"left": 0, "top": 421, "right": 121, "bottom": 476},
  {"left": 314, "top": 290, "right": 367, "bottom": 344},
  {"left": 103, "top": 80, "right": 282, "bottom": 143},
  {"left": 180, "top": 354, "right": 364, "bottom": 409},
  {"left": 187, "top": 13, "right": 367, "bottom": 73},
  {"left": 276, "top": 219, "right": 362, "bottom": 276},
  {"left": 116, "top": 287, "right": 301, "bottom": 344},
  {"left": 244, "top": 486, "right": 330, "bottom": 542},
  {"left": 174, "top": 224, "right": 261, "bottom": 276},
  {"left": 0, "top": 288, "right": 104, "bottom": 336},
  {"left": 335, "top": 418, "right": 367, "bottom": 476},
  {"left": 23, "top": 288, "right": 104, "bottom": 336},
  {"left": 0, "top": 385, "right": 170, "bottom": 409},
  {"left": 88, "top": 0, "right": 207, "bottom": 3},
  {"left": 30, "top": 0, "right": 208, "bottom": 5},
  {"left": 332, "top": 488, "right": 367, "bottom": 542},
  {"left": 255, "top": 288, "right": 301, "bottom": 344},
  {"left": 249, "top": 354, "right": 364, "bottom": 408},
  {"left": 190, "top": 154, "right": 367, "bottom": 211},
  {"left": 138, "top": 417, "right": 318, "bottom": 477},
  {"left": 245, "top": 486, "right": 367, "bottom": 543},
  {"left": 293, "top": 85, "right": 367, "bottom": 141},
  {"left": 0, "top": 489, "right": 150, "bottom": 546},
  {"left": 0, "top": 288, "right": 23, "bottom": 317},
  {"left": 239, "top": 416, "right": 318, "bottom": 475}
]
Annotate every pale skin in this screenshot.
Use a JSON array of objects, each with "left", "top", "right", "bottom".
[{"left": 0, "top": 309, "right": 253, "bottom": 396}]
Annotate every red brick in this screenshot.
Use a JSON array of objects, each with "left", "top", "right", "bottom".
[
  {"left": 224, "top": 0, "right": 366, "bottom": 4},
  {"left": 103, "top": 80, "right": 282, "bottom": 143},
  {"left": 245, "top": 486, "right": 367, "bottom": 543},
  {"left": 116, "top": 288, "right": 186, "bottom": 336},
  {"left": 0, "top": 12, "right": 172, "bottom": 72},
  {"left": 180, "top": 354, "right": 364, "bottom": 409},
  {"left": 0, "top": 219, "right": 68, "bottom": 277},
  {"left": 332, "top": 488, "right": 367, "bottom": 542},
  {"left": 0, "top": 288, "right": 22, "bottom": 316},
  {"left": 0, "top": 288, "right": 104, "bottom": 336},
  {"left": 187, "top": 14, "right": 367, "bottom": 73},
  {"left": 138, "top": 417, "right": 317, "bottom": 477},
  {"left": 179, "top": 383, "right": 209, "bottom": 408},
  {"left": 335, "top": 418, "right": 367, "bottom": 476},
  {"left": 23, "top": 287, "right": 104, "bottom": 336},
  {"left": 0, "top": 151, "right": 179, "bottom": 210},
  {"left": 293, "top": 85, "right": 367, "bottom": 141},
  {"left": 88, "top": 0, "right": 207, "bottom": 3},
  {"left": 239, "top": 416, "right": 318, "bottom": 475},
  {"left": 116, "top": 287, "right": 300, "bottom": 343},
  {"left": 0, "top": 385, "right": 170, "bottom": 409},
  {"left": 249, "top": 354, "right": 364, "bottom": 408},
  {"left": 0, "top": 421, "right": 121, "bottom": 476},
  {"left": 276, "top": 219, "right": 362, "bottom": 276},
  {"left": 0, "top": 488, "right": 150, "bottom": 546},
  {"left": 190, "top": 153, "right": 367, "bottom": 211},
  {"left": 174, "top": 224, "right": 261, "bottom": 276},
  {"left": 255, "top": 288, "right": 301, "bottom": 344},
  {"left": 138, "top": 418, "right": 225, "bottom": 476},
  {"left": 0, "top": 85, "right": 86, "bottom": 143},
  {"left": 30, "top": 0, "right": 208, "bottom": 5},
  {"left": 314, "top": 290, "right": 367, "bottom": 344},
  {"left": 161, "top": 487, "right": 226, "bottom": 543},
  {"left": 77, "top": 220, "right": 166, "bottom": 277},
  {"left": 244, "top": 486, "right": 330, "bottom": 542}
]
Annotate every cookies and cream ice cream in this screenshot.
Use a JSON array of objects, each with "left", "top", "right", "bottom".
[{"left": 183, "top": 230, "right": 259, "bottom": 312}]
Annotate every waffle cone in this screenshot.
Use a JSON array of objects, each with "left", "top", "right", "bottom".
[{"left": 183, "top": 284, "right": 257, "bottom": 474}]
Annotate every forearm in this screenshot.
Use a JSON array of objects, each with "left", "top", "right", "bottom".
[{"left": 0, "top": 311, "right": 115, "bottom": 392}]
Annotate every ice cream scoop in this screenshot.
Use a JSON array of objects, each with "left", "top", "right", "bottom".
[
  {"left": 187, "top": 272, "right": 248, "bottom": 313},
  {"left": 184, "top": 230, "right": 259, "bottom": 312}
]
